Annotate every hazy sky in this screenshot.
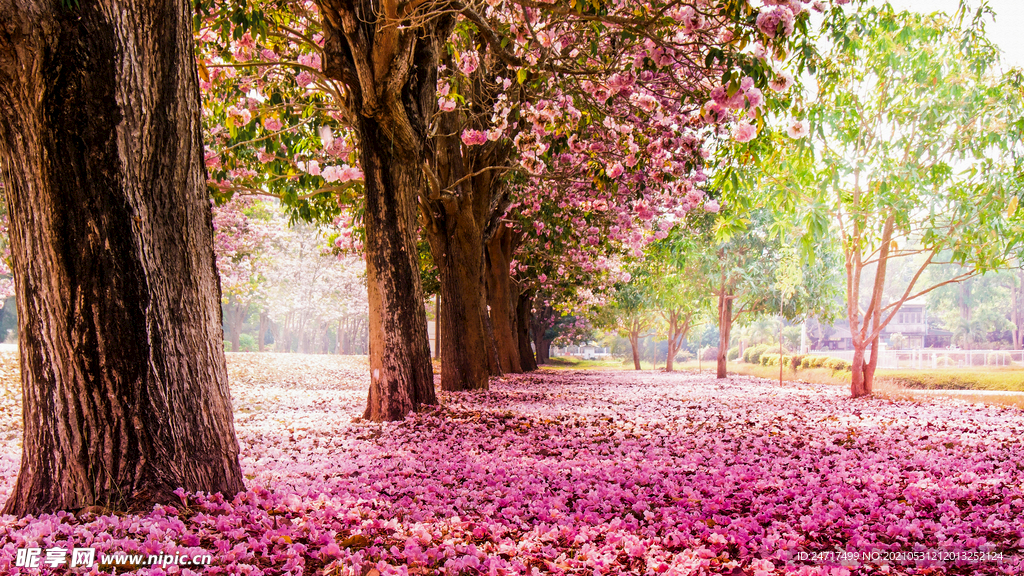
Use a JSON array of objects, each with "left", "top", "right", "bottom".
[{"left": 879, "top": 0, "right": 1023, "bottom": 69}]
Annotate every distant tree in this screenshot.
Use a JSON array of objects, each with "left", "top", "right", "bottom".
[
  {"left": 796, "top": 5, "right": 1024, "bottom": 396},
  {"left": 594, "top": 278, "right": 657, "bottom": 371}
]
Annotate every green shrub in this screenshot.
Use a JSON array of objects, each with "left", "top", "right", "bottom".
[
  {"left": 727, "top": 346, "right": 740, "bottom": 361},
  {"left": 800, "top": 356, "right": 814, "bottom": 369},
  {"left": 744, "top": 344, "right": 769, "bottom": 364},
  {"left": 239, "top": 333, "right": 258, "bottom": 352},
  {"left": 987, "top": 351, "right": 1013, "bottom": 366},
  {"left": 761, "top": 353, "right": 783, "bottom": 366},
  {"left": 790, "top": 355, "right": 806, "bottom": 370},
  {"left": 824, "top": 357, "right": 851, "bottom": 371},
  {"left": 935, "top": 356, "right": 954, "bottom": 367},
  {"left": 811, "top": 356, "right": 830, "bottom": 368}
]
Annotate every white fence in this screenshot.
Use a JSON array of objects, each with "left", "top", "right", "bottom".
[{"left": 805, "top": 349, "right": 1022, "bottom": 370}]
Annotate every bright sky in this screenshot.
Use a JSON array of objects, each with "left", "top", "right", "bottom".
[{"left": 878, "top": 0, "right": 1024, "bottom": 70}]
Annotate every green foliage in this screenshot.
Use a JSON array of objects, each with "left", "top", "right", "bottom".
[
  {"left": 743, "top": 344, "right": 770, "bottom": 364},
  {"left": 790, "top": 354, "right": 806, "bottom": 370},
  {"left": 987, "top": 351, "right": 1013, "bottom": 366},
  {"left": 239, "top": 333, "right": 258, "bottom": 352},
  {"left": 875, "top": 369, "right": 1024, "bottom": 392},
  {"left": 823, "top": 357, "right": 851, "bottom": 371},
  {"left": 727, "top": 346, "right": 740, "bottom": 361}
]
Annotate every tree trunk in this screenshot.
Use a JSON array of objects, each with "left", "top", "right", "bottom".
[
  {"left": 486, "top": 225, "right": 522, "bottom": 373},
  {"left": 850, "top": 345, "right": 870, "bottom": 397},
  {"left": 319, "top": 1, "right": 451, "bottom": 420},
  {"left": 0, "top": 1, "right": 243, "bottom": 515},
  {"left": 226, "top": 301, "right": 246, "bottom": 352},
  {"left": 717, "top": 288, "right": 734, "bottom": 379},
  {"left": 629, "top": 331, "right": 642, "bottom": 370},
  {"left": 531, "top": 303, "right": 555, "bottom": 365},
  {"left": 516, "top": 291, "right": 538, "bottom": 371},
  {"left": 434, "top": 292, "right": 440, "bottom": 358},
  {"left": 356, "top": 117, "right": 437, "bottom": 419},
  {"left": 258, "top": 311, "right": 268, "bottom": 353},
  {"left": 426, "top": 217, "right": 491, "bottom": 391}
]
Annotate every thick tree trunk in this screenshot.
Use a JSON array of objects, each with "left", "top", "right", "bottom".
[
  {"left": 717, "top": 289, "right": 734, "bottom": 379},
  {"left": 428, "top": 220, "right": 491, "bottom": 391},
  {"left": 318, "top": 1, "right": 451, "bottom": 420},
  {"left": 357, "top": 116, "right": 437, "bottom": 419},
  {"left": 516, "top": 291, "right": 538, "bottom": 371},
  {"left": 486, "top": 225, "right": 522, "bottom": 373},
  {"left": 0, "top": 1, "right": 243, "bottom": 515},
  {"left": 531, "top": 303, "right": 555, "bottom": 365}
]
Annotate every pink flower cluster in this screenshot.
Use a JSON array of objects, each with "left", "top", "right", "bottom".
[{"left": 1, "top": 355, "right": 1021, "bottom": 575}]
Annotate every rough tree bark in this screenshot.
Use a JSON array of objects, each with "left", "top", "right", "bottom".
[
  {"left": 421, "top": 113, "right": 504, "bottom": 390},
  {"left": 486, "top": 224, "right": 522, "bottom": 373},
  {"left": 0, "top": 0, "right": 244, "bottom": 515},
  {"left": 421, "top": 64, "right": 514, "bottom": 388},
  {"left": 516, "top": 291, "right": 538, "bottom": 371},
  {"left": 531, "top": 303, "right": 556, "bottom": 365},
  {"left": 318, "top": 1, "right": 445, "bottom": 420}
]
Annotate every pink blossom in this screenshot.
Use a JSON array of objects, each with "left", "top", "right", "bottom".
[
  {"left": 438, "top": 97, "right": 457, "bottom": 112},
  {"left": 732, "top": 121, "right": 757, "bottom": 143},
  {"left": 459, "top": 51, "right": 480, "bottom": 75},
  {"left": 756, "top": 6, "right": 795, "bottom": 38},
  {"left": 787, "top": 118, "right": 810, "bottom": 139},
  {"left": 704, "top": 199, "right": 720, "bottom": 213},
  {"left": 768, "top": 71, "right": 795, "bottom": 92},
  {"left": 262, "top": 117, "right": 283, "bottom": 132},
  {"left": 460, "top": 129, "right": 487, "bottom": 146},
  {"left": 607, "top": 162, "right": 624, "bottom": 179}
]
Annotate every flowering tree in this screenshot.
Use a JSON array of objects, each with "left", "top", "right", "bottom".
[
  {"left": 213, "top": 197, "right": 281, "bottom": 351},
  {"left": 195, "top": 0, "right": 850, "bottom": 416}
]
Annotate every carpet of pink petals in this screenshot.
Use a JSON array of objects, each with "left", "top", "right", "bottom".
[{"left": 0, "top": 352, "right": 1023, "bottom": 576}]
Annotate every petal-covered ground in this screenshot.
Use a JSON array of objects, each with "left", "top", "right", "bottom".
[{"left": 0, "top": 352, "right": 1022, "bottom": 575}]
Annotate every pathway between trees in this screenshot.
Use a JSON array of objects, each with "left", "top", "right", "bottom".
[{"left": 0, "top": 353, "right": 1021, "bottom": 575}]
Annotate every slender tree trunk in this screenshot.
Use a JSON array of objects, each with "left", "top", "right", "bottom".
[
  {"left": 486, "top": 225, "right": 522, "bottom": 373},
  {"left": 258, "top": 311, "right": 268, "bottom": 353},
  {"left": 717, "top": 288, "right": 734, "bottom": 379},
  {"left": 434, "top": 293, "right": 440, "bottom": 358},
  {"left": 851, "top": 345, "right": 870, "bottom": 397},
  {"left": 629, "top": 331, "right": 642, "bottom": 370},
  {"left": 665, "top": 313, "right": 676, "bottom": 372},
  {"left": 516, "top": 291, "right": 538, "bottom": 371},
  {"left": 0, "top": 0, "right": 243, "bottom": 515}
]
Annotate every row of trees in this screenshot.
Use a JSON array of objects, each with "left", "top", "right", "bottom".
[
  {"left": 587, "top": 3, "right": 1024, "bottom": 397},
  {"left": 0, "top": 0, "right": 828, "bottom": 515},
  {"left": 213, "top": 198, "right": 369, "bottom": 355}
]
